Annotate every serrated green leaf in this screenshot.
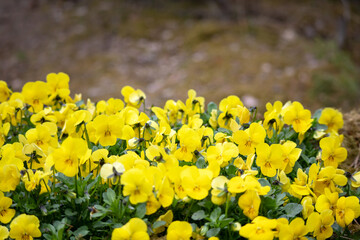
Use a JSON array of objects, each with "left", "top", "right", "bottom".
[{"left": 192, "top": 210, "right": 207, "bottom": 220}]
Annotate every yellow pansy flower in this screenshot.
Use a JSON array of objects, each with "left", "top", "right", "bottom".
[
  {"left": 121, "top": 168, "right": 152, "bottom": 204},
  {"left": 22, "top": 81, "right": 50, "bottom": 112},
  {"left": 206, "top": 142, "right": 238, "bottom": 167},
  {"left": 21, "top": 169, "right": 51, "bottom": 194},
  {"left": 233, "top": 122, "right": 266, "bottom": 156},
  {"left": 9, "top": 214, "right": 41, "bottom": 240},
  {"left": 256, "top": 143, "right": 283, "bottom": 177},
  {"left": 46, "top": 72, "right": 70, "bottom": 103},
  {"left": 307, "top": 209, "right": 334, "bottom": 240},
  {"left": 53, "top": 137, "right": 91, "bottom": 177},
  {"left": 239, "top": 216, "right": 277, "bottom": 240},
  {"left": 111, "top": 218, "right": 149, "bottom": 240},
  {"left": 351, "top": 171, "right": 360, "bottom": 188},
  {"left": 121, "top": 86, "right": 146, "bottom": 108},
  {"left": 0, "top": 81, "right": 12, "bottom": 102},
  {"left": 181, "top": 166, "right": 213, "bottom": 200},
  {"left": 152, "top": 210, "right": 173, "bottom": 234},
  {"left": 238, "top": 189, "right": 261, "bottom": 220},
  {"left": 263, "top": 101, "right": 284, "bottom": 138},
  {"left": 319, "top": 136, "right": 347, "bottom": 168},
  {"left": 211, "top": 176, "right": 229, "bottom": 205},
  {"left": 301, "top": 196, "right": 315, "bottom": 219},
  {"left": 283, "top": 101, "right": 312, "bottom": 134},
  {"left": 100, "top": 162, "right": 125, "bottom": 184},
  {"left": 90, "top": 114, "right": 123, "bottom": 146},
  {"left": 280, "top": 140, "right": 302, "bottom": 174},
  {"left": 0, "top": 164, "right": 21, "bottom": 192},
  {"left": 167, "top": 221, "right": 192, "bottom": 240},
  {"left": 318, "top": 108, "right": 343, "bottom": 133},
  {"left": 0, "top": 191, "right": 15, "bottom": 224},
  {"left": 279, "top": 217, "right": 308, "bottom": 240},
  {"left": 335, "top": 196, "right": 360, "bottom": 228},
  {"left": 0, "top": 225, "right": 9, "bottom": 240}
]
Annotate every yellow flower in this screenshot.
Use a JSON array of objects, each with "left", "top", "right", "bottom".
[
  {"left": 0, "top": 81, "right": 12, "bottom": 102},
  {"left": 0, "top": 225, "right": 9, "bottom": 240},
  {"left": 25, "top": 124, "right": 58, "bottom": 154},
  {"left": 256, "top": 143, "right": 283, "bottom": 177},
  {"left": 22, "top": 81, "right": 50, "bottom": 112},
  {"left": 238, "top": 189, "right": 261, "bottom": 220},
  {"left": 233, "top": 122, "right": 266, "bottom": 156},
  {"left": 167, "top": 221, "right": 192, "bottom": 240},
  {"left": 228, "top": 176, "right": 247, "bottom": 194},
  {"left": 121, "top": 168, "right": 152, "bottom": 204},
  {"left": 280, "top": 141, "right": 302, "bottom": 174},
  {"left": 314, "top": 166, "right": 347, "bottom": 195},
  {"left": 315, "top": 188, "right": 338, "bottom": 214},
  {"left": 9, "top": 214, "right": 41, "bottom": 240},
  {"left": 0, "top": 164, "right": 21, "bottom": 192},
  {"left": 175, "top": 126, "right": 201, "bottom": 162},
  {"left": 211, "top": 176, "right": 229, "bottom": 205},
  {"left": 152, "top": 210, "right": 173, "bottom": 234},
  {"left": 61, "top": 110, "right": 92, "bottom": 137},
  {"left": 218, "top": 95, "right": 250, "bottom": 129},
  {"left": 307, "top": 210, "right": 334, "bottom": 240},
  {"left": 21, "top": 169, "right": 51, "bottom": 194},
  {"left": 121, "top": 86, "right": 146, "bottom": 108},
  {"left": 145, "top": 194, "right": 161, "bottom": 215},
  {"left": 319, "top": 136, "right": 347, "bottom": 168},
  {"left": 100, "top": 162, "right": 125, "bottom": 184},
  {"left": 239, "top": 216, "right": 277, "bottom": 240},
  {"left": 206, "top": 142, "right": 238, "bottom": 167},
  {"left": 181, "top": 166, "right": 213, "bottom": 200},
  {"left": 96, "top": 98, "right": 124, "bottom": 115},
  {"left": 46, "top": 72, "right": 70, "bottom": 103},
  {"left": 90, "top": 114, "right": 123, "bottom": 146},
  {"left": 0, "top": 191, "right": 15, "bottom": 224},
  {"left": 335, "top": 196, "right": 360, "bottom": 228},
  {"left": 301, "top": 196, "right": 314, "bottom": 219},
  {"left": 53, "top": 137, "right": 91, "bottom": 177},
  {"left": 318, "top": 108, "right": 343, "bottom": 133},
  {"left": 263, "top": 101, "right": 284, "bottom": 138},
  {"left": 351, "top": 171, "right": 360, "bottom": 188},
  {"left": 279, "top": 218, "right": 308, "bottom": 240},
  {"left": 283, "top": 101, "right": 312, "bottom": 134},
  {"left": 111, "top": 218, "right": 149, "bottom": 240}
]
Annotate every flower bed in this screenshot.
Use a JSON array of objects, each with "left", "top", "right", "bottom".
[{"left": 0, "top": 73, "right": 359, "bottom": 240}]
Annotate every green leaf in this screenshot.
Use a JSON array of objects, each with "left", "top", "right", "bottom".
[
  {"left": 65, "top": 209, "right": 77, "bottom": 217},
  {"left": 262, "top": 196, "right": 277, "bottom": 210},
  {"left": 196, "top": 157, "right": 207, "bottom": 169},
  {"left": 283, "top": 203, "right": 303, "bottom": 218},
  {"left": 103, "top": 188, "right": 116, "bottom": 205},
  {"left": 192, "top": 210, "right": 207, "bottom": 220},
  {"left": 73, "top": 226, "right": 89, "bottom": 238},
  {"left": 219, "top": 218, "right": 234, "bottom": 228},
  {"left": 275, "top": 192, "right": 286, "bottom": 207},
  {"left": 207, "top": 102, "right": 218, "bottom": 113},
  {"left": 205, "top": 228, "right": 221, "bottom": 238},
  {"left": 135, "top": 203, "right": 147, "bottom": 218},
  {"left": 210, "top": 207, "right": 221, "bottom": 223},
  {"left": 153, "top": 220, "right": 166, "bottom": 229}
]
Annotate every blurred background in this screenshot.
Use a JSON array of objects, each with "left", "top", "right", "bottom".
[{"left": 1, "top": 0, "right": 360, "bottom": 113}]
